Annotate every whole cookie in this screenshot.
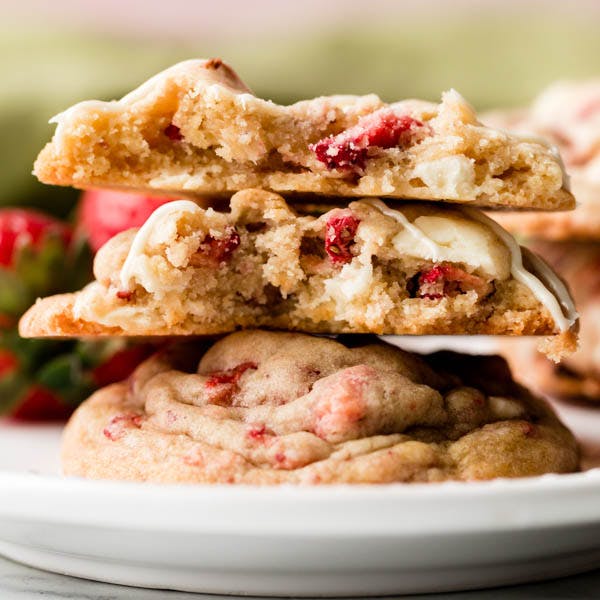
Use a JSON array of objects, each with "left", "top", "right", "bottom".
[{"left": 61, "top": 331, "right": 579, "bottom": 484}]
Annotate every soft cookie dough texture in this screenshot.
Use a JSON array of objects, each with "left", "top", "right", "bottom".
[
  {"left": 61, "top": 331, "right": 579, "bottom": 484},
  {"left": 19, "top": 190, "right": 578, "bottom": 357},
  {"left": 34, "top": 59, "right": 573, "bottom": 210},
  {"left": 485, "top": 80, "right": 600, "bottom": 239}
]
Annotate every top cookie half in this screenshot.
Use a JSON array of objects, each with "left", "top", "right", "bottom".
[{"left": 33, "top": 58, "right": 573, "bottom": 211}]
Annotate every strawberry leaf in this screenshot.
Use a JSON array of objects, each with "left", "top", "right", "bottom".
[
  {"left": 36, "top": 353, "right": 95, "bottom": 407},
  {"left": 0, "top": 269, "right": 29, "bottom": 317},
  {"left": 0, "top": 368, "right": 29, "bottom": 414}
]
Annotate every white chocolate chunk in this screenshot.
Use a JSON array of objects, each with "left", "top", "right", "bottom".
[
  {"left": 412, "top": 156, "right": 476, "bottom": 199},
  {"left": 119, "top": 200, "right": 202, "bottom": 290}
]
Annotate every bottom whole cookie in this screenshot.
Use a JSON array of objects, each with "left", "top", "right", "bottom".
[{"left": 61, "top": 331, "right": 579, "bottom": 484}]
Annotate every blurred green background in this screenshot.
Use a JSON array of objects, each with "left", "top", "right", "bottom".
[{"left": 4, "top": 1, "right": 600, "bottom": 216}]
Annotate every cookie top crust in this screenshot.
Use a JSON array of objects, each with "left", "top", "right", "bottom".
[
  {"left": 19, "top": 190, "right": 577, "bottom": 358},
  {"left": 61, "top": 331, "right": 579, "bottom": 484},
  {"left": 485, "top": 80, "right": 600, "bottom": 239},
  {"left": 34, "top": 59, "right": 573, "bottom": 211}
]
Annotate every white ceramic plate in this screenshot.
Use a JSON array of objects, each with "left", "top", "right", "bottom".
[{"left": 1, "top": 409, "right": 600, "bottom": 597}]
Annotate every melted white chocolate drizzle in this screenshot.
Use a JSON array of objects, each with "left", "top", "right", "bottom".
[
  {"left": 364, "top": 199, "right": 441, "bottom": 260},
  {"left": 458, "top": 206, "right": 577, "bottom": 332},
  {"left": 119, "top": 200, "right": 202, "bottom": 290},
  {"left": 366, "top": 199, "right": 576, "bottom": 333}
]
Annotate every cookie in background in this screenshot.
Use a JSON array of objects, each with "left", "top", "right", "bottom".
[
  {"left": 485, "top": 80, "right": 600, "bottom": 403},
  {"left": 502, "top": 240, "right": 600, "bottom": 403},
  {"left": 485, "top": 80, "right": 600, "bottom": 241}
]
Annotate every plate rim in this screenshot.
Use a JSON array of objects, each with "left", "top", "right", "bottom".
[{"left": 1, "top": 468, "right": 600, "bottom": 537}]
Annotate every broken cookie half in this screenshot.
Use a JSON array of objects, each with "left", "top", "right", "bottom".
[
  {"left": 34, "top": 58, "right": 573, "bottom": 211},
  {"left": 20, "top": 189, "right": 578, "bottom": 359}
]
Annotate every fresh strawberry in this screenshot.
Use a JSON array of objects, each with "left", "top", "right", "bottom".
[
  {"left": 0, "top": 348, "right": 18, "bottom": 377},
  {"left": 0, "top": 330, "right": 155, "bottom": 422},
  {"left": 0, "top": 203, "right": 157, "bottom": 422},
  {"left": 0, "top": 209, "right": 71, "bottom": 268},
  {"left": 10, "top": 386, "right": 72, "bottom": 422},
  {"left": 77, "top": 189, "right": 173, "bottom": 253},
  {"left": 0, "top": 209, "right": 75, "bottom": 325},
  {"left": 92, "top": 344, "right": 155, "bottom": 388},
  {"left": 310, "top": 110, "right": 427, "bottom": 172}
]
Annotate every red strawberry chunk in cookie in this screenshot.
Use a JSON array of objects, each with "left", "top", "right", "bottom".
[
  {"left": 205, "top": 362, "right": 258, "bottom": 387},
  {"left": 164, "top": 124, "right": 183, "bottom": 141},
  {"left": 247, "top": 424, "right": 268, "bottom": 441},
  {"left": 416, "top": 263, "right": 488, "bottom": 299},
  {"left": 103, "top": 413, "right": 143, "bottom": 441},
  {"left": 313, "top": 365, "right": 372, "bottom": 441},
  {"left": 194, "top": 226, "right": 240, "bottom": 265},
  {"left": 203, "top": 382, "right": 237, "bottom": 406},
  {"left": 325, "top": 210, "right": 360, "bottom": 265},
  {"left": 310, "top": 110, "right": 426, "bottom": 171}
]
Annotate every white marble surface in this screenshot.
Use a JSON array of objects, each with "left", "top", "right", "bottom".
[{"left": 1, "top": 554, "right": 599, "bottom": 600}]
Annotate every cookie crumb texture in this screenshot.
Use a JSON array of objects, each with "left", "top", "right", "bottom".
[
  {"left": 34, "top": 59, "right": 572, "bottom": 210},
  {"left": 19, "top": 190, "right": 572, "bottom": 342},
  {"left": 61, "top": 331, "right": 579, "bottom": 484}
]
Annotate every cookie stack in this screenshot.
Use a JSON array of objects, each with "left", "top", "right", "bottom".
[
  {"left": 20, "top": 59, "right": 580, "bottom": 483},
  {"left": 486, "top": 81, "right": 600, "bottom": 402}
]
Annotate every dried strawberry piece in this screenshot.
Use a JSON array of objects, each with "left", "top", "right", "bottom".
[
  {"left": 103, "top": 413, "right": 143, "bottom": 441},
  {"left": 313, "top": 365, "right": 370, "bottom": 440},
  {"left": 183, "top": 447, "right": 203, "bottom": 466},
  {"left": 521, "top": 422, "right": 537, "bottom": 437},
  {"left": 247, "top": 424, "right": 268, "bottom": 441},
  {"left": 204, "top": 383, "right": 237, "bottom": 406},
  {"left": 193, "top": 226, "right": 240, "bottom": 265},
  {"left": 325, "top": 210, "right": 360, "bottom": 265},
  {"left": 310, "top": 110, "right": 426, "bottom": 171},
  {"left": 116, "top": 290, "right": 133, "bottom": 301},
  {"left": 205, "top": 362, "right": 258, "bottom": 388},
  {"left": 414, "top": 263, "right": 489, "bottom": 299},
  {"left": 164, "top": 124, "right": 183, "bottom": 141}
]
